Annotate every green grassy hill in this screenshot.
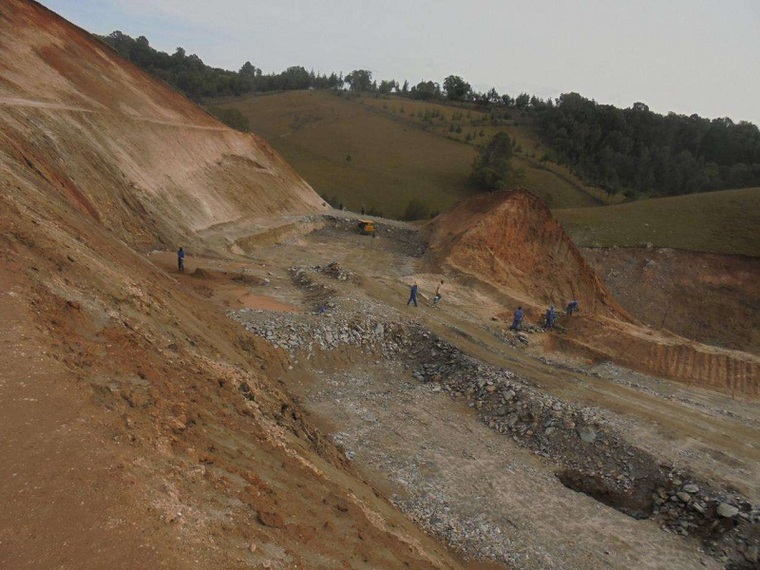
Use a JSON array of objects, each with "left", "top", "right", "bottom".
[
  {"left": 211, "top": 91, "right": 758, "bottom": 257},
  {"left": 210, "top": 91, "right": 613, "bottom": 218},
  {"left": 555, "top": 187, "right": 760, "bottom": 256}
]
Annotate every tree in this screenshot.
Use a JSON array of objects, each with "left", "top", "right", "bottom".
[
  {"left": 410, "top": 80, "right": 440, "bottom": 100},
  {"left": 378, "top": 79, "right": 397, "bottom": 95},
  {"left": 239, "top": 61, "right": 260, "bottom": 78},
  {"left": 402, "top": 198, "right": 428, "bottom": 220},
  {"left": 514, "top": 93, "right": 530, "bottom": 109},
  {"left": 443, "top": 75, "right": 471, "bottom": 102},
  {"left": 345, "top": 69, "right": 373, "bottom": 92},
  {"left": 470, "top": 132, "right": 517, "bottom": 191}
]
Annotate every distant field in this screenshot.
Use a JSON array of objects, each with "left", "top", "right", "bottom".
[
  {"left": 211, "top": 91, "right": 613, "bottom": 218},
  {"left": 555, "top": 187, "right": 760, "bottom": 256}
]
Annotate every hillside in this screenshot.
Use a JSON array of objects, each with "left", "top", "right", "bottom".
[
  {"left": 3, "top": 3, "right": 760, "bottom": 570},
  {"left": 0, "top": 1, "right": 326, "bottom": 250},
  {"left": 211, "top": 91, "right": 613, "bottom": 218},
  {"left": 582, "top": 247, "right": 760, "bottom": 354},
  {"left": 95, "top": 29, "right": 760, "bottom": 210},
  {"left": 555, "top": 187, "right": 760, "bottom": 257},
  {"left": 0, "top": 2, "right": 464, "bottom": 568}
]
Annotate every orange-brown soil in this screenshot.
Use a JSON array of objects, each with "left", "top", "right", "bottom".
[
  {"left": 1, "top": 2, "right": 758, "bottom": 569},
  {"left": 581, "top": 247, "right": 760, "bottom": 355},
  {"left": 0, "top": 2, "right": 467, "bottom": 568},
  {"left": 424, "top": 189, "right": 628, "bottom": 319},
  {"left": 425, "top": 189, "right": 759, "bottom": 397}
]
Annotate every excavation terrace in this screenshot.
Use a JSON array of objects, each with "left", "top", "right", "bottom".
[
  {"left": 1, "top": 4, "right": 758, "bottom": 568},
  {"left": 194, "top": 212, "right": 759, "bottom": 570}
]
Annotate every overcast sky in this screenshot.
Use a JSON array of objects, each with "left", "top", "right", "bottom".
[{"left": 43, "top": 0, "right": 760, "bottom": 125}]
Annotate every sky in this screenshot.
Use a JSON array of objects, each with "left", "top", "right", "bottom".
[{"left": 42, "top": 0, "right": 760, "bottom": 126}]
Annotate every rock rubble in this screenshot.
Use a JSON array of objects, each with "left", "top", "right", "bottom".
[{"left": 229, "top": 305, "right": 759, "bottom": 568}]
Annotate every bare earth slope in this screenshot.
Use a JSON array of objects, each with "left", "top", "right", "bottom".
[
  {"left": 425, "top": 189, "right": 759, "bottom": 397},
  {"left": 424, "top": 189, "right": 628, "bottom": 319},
  {"left": 582, "top": 247, "right": 760, "bottom": 355},
  {"left": 0, "top": 0, "right": 326, "bottom": 250},
  {"left": 0, "top": 2, "right": 465, "bottom": 569}
]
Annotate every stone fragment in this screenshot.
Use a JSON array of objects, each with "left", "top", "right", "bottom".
[
  {"left": 257, "top": 510, "right": 285, "bottom": 528},
  {"left": 676, "top": 492, "right": 691, "bottom": 503},
  {"left": 577, "top": 428, "right": 596, "bottom": 443},
  {"left": 716, "top": 503, "right": 739, "bottom": 518}
]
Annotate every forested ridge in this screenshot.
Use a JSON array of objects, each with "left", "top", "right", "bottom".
[
  {"left": 98, "top": 31, "right": 760, "bottom": 199},
  {"left": 536, "top": 94, "right": 760, "bottom": 197}
]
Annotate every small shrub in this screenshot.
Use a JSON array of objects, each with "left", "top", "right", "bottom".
[{"left": 402, "top": 198, "right": 428, "bottom": 220}]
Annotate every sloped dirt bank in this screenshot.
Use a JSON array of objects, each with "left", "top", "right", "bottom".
[
  {"left": 549, "top": 319, "right": 760, "bottom": 398},
  {"left": 424, "top": 189, "right": 628, "bottom": 320},
  {"left": 581, "top": 247, "right": 760, "bottom": 355}
]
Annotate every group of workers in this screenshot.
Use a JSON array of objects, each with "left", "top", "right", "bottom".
[
  {"left": 407, "top": 280, "right": 444, "bottom": 307},
  {"left": 509, "top": 299, "right": 579, "bottom": 331},
  {"left": 179, "top": 248, "right": 576, "bottom": 332}
]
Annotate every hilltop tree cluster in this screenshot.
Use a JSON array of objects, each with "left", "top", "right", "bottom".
[
  {"left": 100, "top": 32, "right": 343, "bottom": 101},
  {"left": 100, "top": 31, "right": 760, "bottom": 200},
  {"left": 470, "top": 132, "right": 520, "bottom": 191},
  {"left": 535, "top": 94, "right": 760, "bottom": 197}
]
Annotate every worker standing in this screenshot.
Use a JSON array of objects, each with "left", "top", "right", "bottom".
[
  {"left": 406, "top": 281, "right": 419, "bottom": 307},
  {"left": 510, "top": 306, "right": 524, "bottom": 331},
  {"left": 431, "top": 280, "right": 444, "bottom": 306},
  {"left": 545, "top": 305, "right": 556, "bottom": 329}
]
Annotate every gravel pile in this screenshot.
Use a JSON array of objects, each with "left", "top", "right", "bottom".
[{"left": 229, "top": 307, "right": 412, "bottom": 359}]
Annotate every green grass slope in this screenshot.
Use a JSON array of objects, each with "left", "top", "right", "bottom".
[
  {"left": 211, "top": 91, "right": 613, "bottom": 218},
  {"left": 555, "top": 187, "right": 760, "bottom": 256}
]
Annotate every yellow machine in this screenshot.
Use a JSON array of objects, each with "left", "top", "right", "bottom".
[{"left": 357, "top": 220, "right": 375, "bottom": 236}]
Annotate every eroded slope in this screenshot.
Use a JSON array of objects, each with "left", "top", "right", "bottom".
[
  {"left": 424, "top": 189, "right": 627, "bottom": 319},
  {"left": 0, "top": 2, "right": 464, "bottom": 568},
  {"left": 424, "top": 189, "right": 759, "bottom": 397},
  {"left": 0, "top": 0, "right": 326, "bottom": 250}
]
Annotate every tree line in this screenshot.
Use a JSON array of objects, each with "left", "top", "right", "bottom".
[
  {"left": 99, "top": 31, "right": 760, "bottom": 199},
  {"left": 534, "top": 94, "right": 760, "bottom": 197}
]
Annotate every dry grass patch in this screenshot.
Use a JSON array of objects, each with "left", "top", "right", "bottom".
[{"left": 211, "top": 91, "right": 613, "bottom": 217}]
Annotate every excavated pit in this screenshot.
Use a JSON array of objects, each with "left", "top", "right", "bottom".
[{"left": 555, "top": 468, "right": 660, "bottom": 520}]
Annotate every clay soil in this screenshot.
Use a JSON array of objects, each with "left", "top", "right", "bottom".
[
  {"left": 582, "top": 247, "right": 760, "bottom": 355},
  {"left": 1, "top": 2, "right": 759, "bottom": 569}
]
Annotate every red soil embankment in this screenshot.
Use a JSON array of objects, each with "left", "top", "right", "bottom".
[
  {"left": 425, "top": 189, "right": 759, "bottom": 398},
  {"left": 0, "top": 2, "right": 464, "bottom": 568},
  {"left": 425, "top": 189, "right": 629, "bottom": 319}
]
